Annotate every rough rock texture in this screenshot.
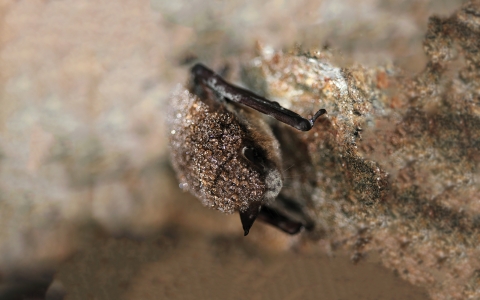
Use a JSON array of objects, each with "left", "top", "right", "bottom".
[
  {"left": 232, "top": 2, "right": 480, "bottom": 299},
  {"left": 0, "top": 0, "right": 472, "bottom": 299}
]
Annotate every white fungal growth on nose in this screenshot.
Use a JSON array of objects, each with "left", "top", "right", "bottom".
[{"left": 265, "top": 169, "right": 283, "bottom": 200}]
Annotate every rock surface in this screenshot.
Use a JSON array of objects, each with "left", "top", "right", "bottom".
[{"left": 0, "top": 0, "right": 473, "bottom": 299}]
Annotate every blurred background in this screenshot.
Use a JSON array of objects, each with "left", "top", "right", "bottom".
[{"left": 0, "top": 0, "right": 463, "bottom": 299}]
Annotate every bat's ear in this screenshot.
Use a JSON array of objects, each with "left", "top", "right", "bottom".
[
  {"left": 257, "top": 205, "right": 305, "bottom": 235},
  {"left": 239, "top": 202, "right": 262, "bottom": 236}
]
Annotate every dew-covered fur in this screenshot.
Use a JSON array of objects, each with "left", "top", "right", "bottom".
[{"left": 168, "top": 86, "right": 282, "bottom": 214}]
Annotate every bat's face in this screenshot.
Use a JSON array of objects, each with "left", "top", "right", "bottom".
[{"left": 169, "top": 87, "right": 283, "bottom": 215}]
